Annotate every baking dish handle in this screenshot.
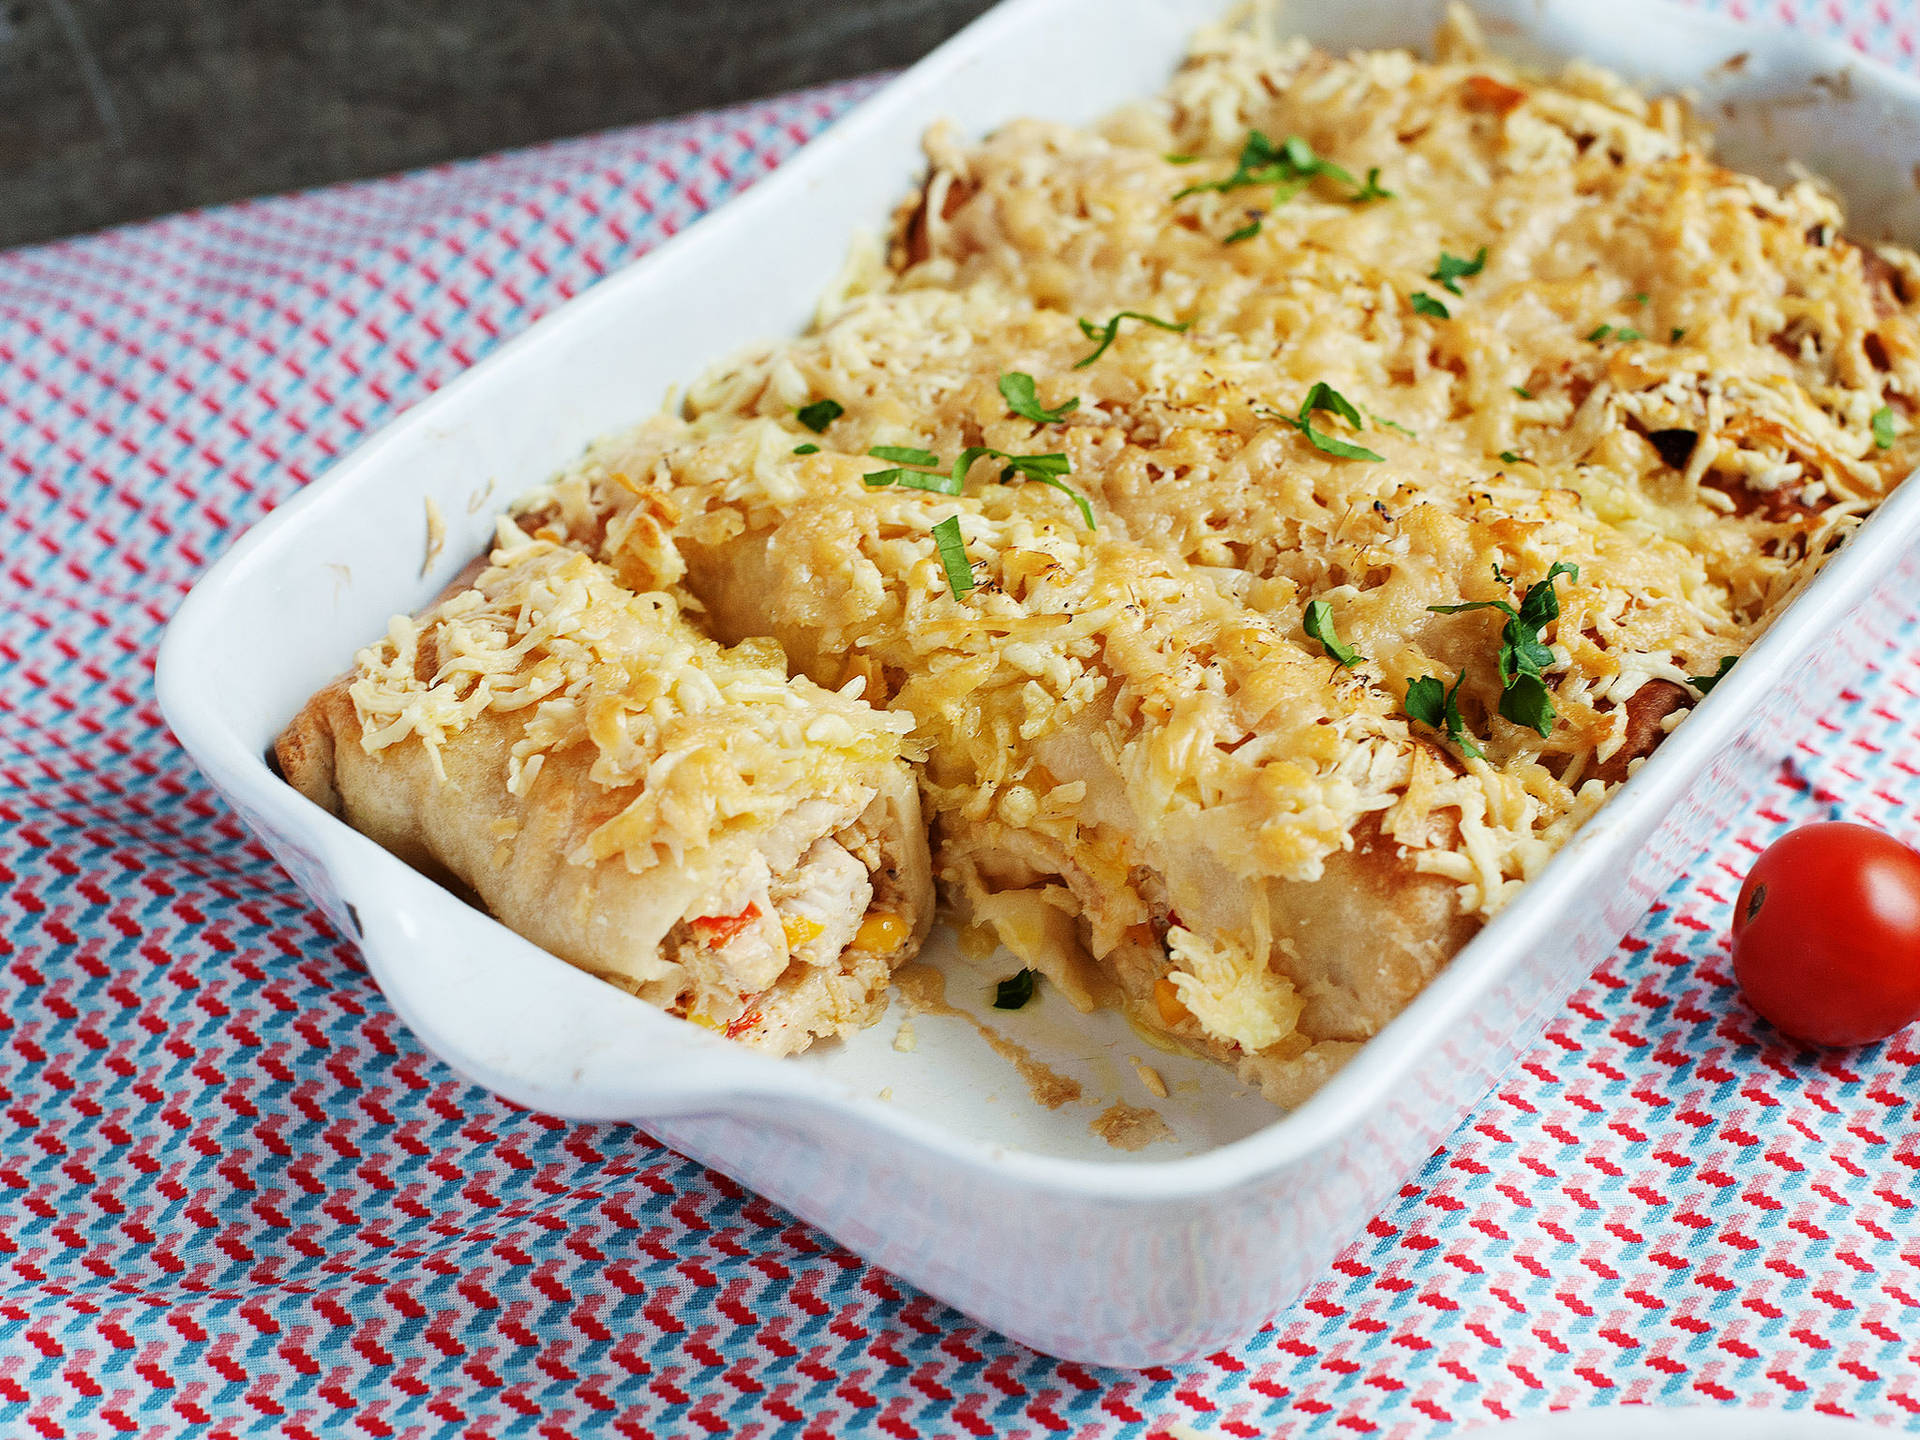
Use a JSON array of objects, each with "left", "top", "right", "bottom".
[{"left": 331, "top": 834, "right": 785, "bottom": 1124}]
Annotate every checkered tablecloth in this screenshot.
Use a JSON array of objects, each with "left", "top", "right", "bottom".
[{"left": 6, "top": 2, "right": 1920, "bottom": 1435}]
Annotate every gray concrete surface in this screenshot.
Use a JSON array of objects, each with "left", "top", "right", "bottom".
[{"left": 0, "top": 0, "right": 996, "bottom": 249}]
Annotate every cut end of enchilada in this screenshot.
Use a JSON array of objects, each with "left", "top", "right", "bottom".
[{"left": 275, "top": 527, "right": 934, "bottom": 1056}]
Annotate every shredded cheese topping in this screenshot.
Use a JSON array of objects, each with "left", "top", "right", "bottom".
[{"left": 348, "top": 523, "right": 917, "bottom": 870}]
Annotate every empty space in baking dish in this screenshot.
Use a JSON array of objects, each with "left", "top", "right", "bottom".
[{"left": 161, "top": 0, "right": 1920, "bottom": 1174}]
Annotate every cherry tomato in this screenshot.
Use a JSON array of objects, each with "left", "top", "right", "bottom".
[{"left": 1731, "top": 821, "right": 1920, "bottom": 1047}]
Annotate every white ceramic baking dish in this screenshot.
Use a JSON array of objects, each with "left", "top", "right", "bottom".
[{"left": 156, "top": 0, "right": 1920, "bottom": 1367}]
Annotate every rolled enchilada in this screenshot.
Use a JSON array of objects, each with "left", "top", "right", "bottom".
[{"left": 275, "top": 526, "right": 933, "bottom": 1054}]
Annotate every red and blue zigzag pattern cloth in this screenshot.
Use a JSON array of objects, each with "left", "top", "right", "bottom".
[{"left": 4, "top": 2, "right": 1920, "bottom": 1434}]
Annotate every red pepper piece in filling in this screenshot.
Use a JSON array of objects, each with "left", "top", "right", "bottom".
[
  {"left": 724, "top": 1006, "right": 764, "bottom": 1040},
  {"left": 690, "top": 902, "right": 762, "bottom": 948}
]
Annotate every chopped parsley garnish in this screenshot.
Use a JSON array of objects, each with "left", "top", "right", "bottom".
[
  {"left": 797, "top": 398, "right": 844, "bottom": 432},
  {"left": 1406, "top": 672, "right": 1483, "bottom": 759},
  {"left": 1000, "top": 371, "right": 1080, "bottom": 424},
  {"left": 993, "top": 968, "right": 1038, "bottom": 1009},
  {"left": 1499, "top": 673, "right": 1556, "bottom": 736},
  {"left": 1873, "top": 404, "right": 1897, "bottom": 449},
  {"left": 1074, "top": 310, "right": 1191, "bottom": 368},
  {"left": 793, "top": 443, "right": 820, "bottom": 455},
  {"left": 871, "top": 444, "right": 941, "bottom": 466},
  {"left": 1633, "top": 292, "right": 1650, "bottom": 305},
  {"left": 1429, "top": 246, "right": 1488, "bottom": 296},
  {"left": 1498, "top": 450, "right": 1529, "bottom": 465},
  {"left": 1670, "top": 327, "right": 1687, "bottom": 343},
  {"left": 1278, "top": 383, "right": 1385, "bottom": 462},
  {"left": 1426, "top": 561, "right": 1579, "bottom": 737},
  {"left": 1175, "top": 131, "right": 1376, "bottom": 202},
  {"left": 866, "top": 445, "right": 1094, "bottom": 527},
  {"left": 1304, "top": 599, "right": 1363, "bottom": 668},
  {"left": 864, "top": 462, "right": 963, "bottom": 496},
  {"left": 1410, "top": 292, "right": 1452, "bottom": 319},
  {"left": 1173, "top": 130, "right": 1388, "bottom": 240},
  {"left": 1690, "top": 656, "right": 1736, "bottom": 694},
  {"left": 931, "top": 516, "right": 975, "bottom": 598},
  {"left": 1512, "top": 385, "right": 1534, "bottom": 400},
  {"left": 1588, "top": 324, "right": 1644, "bottom": 343},
  {"left": 1368, "top": 408, "right": 1417, "bottom": 438}
]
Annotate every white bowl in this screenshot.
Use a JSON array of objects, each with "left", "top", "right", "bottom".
[{"left": 156, "top": 0, "right": 1920, "bottom": 1367}]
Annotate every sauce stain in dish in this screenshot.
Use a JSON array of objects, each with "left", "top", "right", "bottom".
[
  {"left": 1091, "top": 1102, "right": 1174, "bottom": 1152},
  {"left": 893, "top": 961, "right": 1084, "bottom": 1110}
]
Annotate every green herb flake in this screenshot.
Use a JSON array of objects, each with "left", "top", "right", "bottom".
[
  {"left": 797, "top": 398, "right": 844, "bottom": 433},
  {"left": 1588, "top": 324, "right": 1615, "bottom": 343},
  {"left": 1174, "top": 130, "right": 1334, "bottom": 199},
  {"left": 993, "top": 451, "right": 1071, "bottom": 480},
  {"left": 1499, "top": 450, "right": 1528, "bottom": 465},
  {"left": 1425, "top": 562, "right": 1579, "bottom": 736},
  {"left": 1165, "top": 152, "right": 1201, "bottom": 164},
  {"left": 1690, "top": 655, "right": 1736, "bottom": 694},
  {"left": 1405, "top": 672, "right": 1483, "bottom": 758},
  {"left": 863, "top": 446, "right": 964, "bottom": 495},
  {"left": 999, "top": 371, "right": 1080, "bottom": 425},
  {"left": 1671, "top": 327, "right": 1687, "bottom": 343},
  {"left": 868, "top": 443, "right": 1094, "bottom": 527},
  {"left": 1172, "top": 129, "right": 1281, "bottom": 200},
  {"left": 1368, "top": 408, "right": 1417, "bottom": 438},
  {"left": 1430, "top": 246, "right": 1488, "bottom": 296},
  {"left": 1304, "top": 599, "right": 1364, "bottom": 668},
  {"left": 864, "top": 466, "right": 963, "bottom": 495},
  {"left": 932, "top": 515, "right": 976, "bottom": 599},
  {"left": 1498, "top": 672, "right": 1557, "bottom": 736},
  {"left": 1354, "top": 166, "right": 1393, "bottom": 202},
  {"left": 992, "top": 968, "right": 1038, "bottom": 1010},
  {"left": 1074, "top": 310, "right": 1191, "bottom": 368},
  {"left": 1518, "top": 561, "right": 1578, "bottom": 633},
  {"left": 793, "top": 443, "right": 820, "bottom": 455},
  {"left": 1172, "top": 129, "right": 1385, "bottom": 240},
  {"left": 1279, "top": 382, "right": 1385, "bottom": 462},
  {"left": 870, "top": 444, "right": 940, "bottom": 466},
  {"left": 1633, "top": 292, "right": 1651, "bottom": 305},
  {"left": 1512, "top": 385, "right": 1534, "bottom": 400},
  {"left": 1410, "top": 291, "right": 1452, "bottom": 319},
  {"left": 962, "top": 445, "right": 1093, "bottom": 527},
  {"left": 1024, "top": 474, "right": 1096, "bottom": 528},
  {"left": 1614, "top": 326, "right": 1644, "bottom": 343},
  {"left": 1873, "top": 404, "right": 1897, "bottom": 450}
]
